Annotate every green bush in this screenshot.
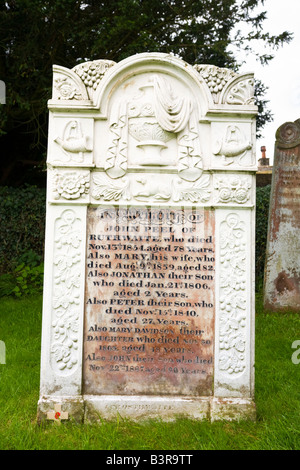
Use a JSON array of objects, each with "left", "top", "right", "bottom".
[
  {"left": 255, "top": 185, "right": 271, "bottom": 290},
  {"left": 0, "top": 261, "right": 44, "bottom": 298},
  {"left": 0, "top": 185, "right": 46, "bottom": 274},
  {"left": 0, "top": 249, "right": 44, "bottom": 298},
  {"left": 0, "top": 185, "right": 46, "bottom": 297}
]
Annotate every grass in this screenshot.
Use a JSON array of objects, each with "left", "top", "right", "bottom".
[{"left": 0, "top": 293, "right": 299, "bottom": 450}]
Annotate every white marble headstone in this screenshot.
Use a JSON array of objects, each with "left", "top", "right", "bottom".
[{"left": 37, "top": 53, "right": 257, "bottom": 422}]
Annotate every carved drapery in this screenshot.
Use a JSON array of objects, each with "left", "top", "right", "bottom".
[{"left": 105, "top": 75, "right": 203, "bottom": 182}]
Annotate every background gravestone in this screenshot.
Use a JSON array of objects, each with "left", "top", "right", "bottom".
[
  {"left": 37, "top": 53, "right": 257, "bottom": 423},
  {"left": 264, "top": 119, "right": 300, "bottom": 311}
]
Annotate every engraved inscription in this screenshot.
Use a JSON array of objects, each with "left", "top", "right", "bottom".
[
  {"left": 83, "top": 207, "right": 215, "bottom": 396},
  {"left": 274, "top": 166, "right": 300, "bottom": 224},
  {"left": 264, "top": 146, "right": 300, "bottom": 311}
]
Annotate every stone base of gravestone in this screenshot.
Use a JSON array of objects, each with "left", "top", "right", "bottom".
[{"left": 37, "top": 396, "right": 256, "bottom": 423}]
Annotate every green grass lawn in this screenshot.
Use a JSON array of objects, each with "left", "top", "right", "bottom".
[{"left": 0, "top": 293, "right": 299, "bottom": 450}]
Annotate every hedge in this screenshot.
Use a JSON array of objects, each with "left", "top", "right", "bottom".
[
  {"left": 255, "top": 184, "right": 271, "bottom": 290},
  {"left": 0, "top": 184, "right": 271, "bottom": 295}
]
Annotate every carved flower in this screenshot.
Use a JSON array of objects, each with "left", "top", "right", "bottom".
[
  {"left": 53, "top": 171, "right": 90, "bottom": 200},
  {"left": 235, "top": 188, "right": 249, "bottom": 204},
  {"left": 219, "top": 187, "right": 231, "bottom": 202},
  {"left": 55, "top": 78, "right": 83, "bottom": 100}
]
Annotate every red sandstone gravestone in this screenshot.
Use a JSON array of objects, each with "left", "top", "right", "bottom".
[{"left": 264, "top": 119, "right": 300, "bottom": 311}]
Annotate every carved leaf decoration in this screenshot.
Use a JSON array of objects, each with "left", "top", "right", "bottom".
[
  {"left": 232, "top": 295, "right": 246, "bottom": 310},
  {"left": 65, "top": 271, "right": 81, "bottom": 290},
  {"left": 173, "top": 174, "right": 211, "bottom": 202},
  {"left": 219, "top": 350, "right": 244, "bottom": 374},
  {"left": 92, "top": 174, "right": 131, "bottom": 201},
  {"left": 218, "top": 213, "right": 247, "bottom": 376},
  {"left": 51, "top": 210, "right": 82, "bottom": 375},
  {"left": 219, "top": 354, "right": 231, "bottom": 371},
  {"left": 129, "top": 121, "right": 173, "bottom": 143},
  {"left": 228, "top": 318, "right": 240, "bottom": 330}
]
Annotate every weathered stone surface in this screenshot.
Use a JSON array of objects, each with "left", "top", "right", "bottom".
[
  {"left": 84, "top": 395, "right": 210, "bottom": 422},
  {"left": 264, "top": 120, "right": 300, "bottom": 311},
  {"left": 84, "top": 207, "right": 215, "bottom": 396}
]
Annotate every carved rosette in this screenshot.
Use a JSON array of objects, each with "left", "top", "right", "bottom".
[
  {"left": 54, "top": 77, "right": 84, "bottom": 100},
  {"left": 52, "top": 65, "right": 89, "bottom": 101},
  {"left": 51, "top": 210, "right": 83, "bottom": 374},
  {"left": 53, "top": 170, "right": 90, "bottom": 200},
  {"left": 218, "top": 213, "right": 247, "bottom": 376},
  {"left": 214, "top": 176, "right": 252, "bottom": 205}
]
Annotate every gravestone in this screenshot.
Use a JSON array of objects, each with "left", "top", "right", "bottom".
[
  {"left": 264, "top": 119, "right": 300, "bottom": 311},
  {"left": 0, "top": 340, "right": 5, "bottom": 364},
  {"left": 0, "top": 80, "right": 5, "bottom": 104},
  {"left": 37, "top": 53, "right": 257, "bottom": 423}
]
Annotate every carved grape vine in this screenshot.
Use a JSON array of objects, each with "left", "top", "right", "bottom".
[
  {"left": 51, "top": 210, "right": 82, "bottom": 374},
  {"left": 219, "top": 213, "right": 247, "bottom": 375}
]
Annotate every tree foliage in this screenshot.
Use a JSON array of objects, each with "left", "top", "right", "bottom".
[{"left": 0, "top": 0, "right": 292, "bottom": 186}]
